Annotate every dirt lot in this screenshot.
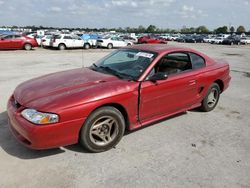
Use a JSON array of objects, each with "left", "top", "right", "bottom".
[{"left": 0, "top": 43, "right": 250, "bottom": 188}]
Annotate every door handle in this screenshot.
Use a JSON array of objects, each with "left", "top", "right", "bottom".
[{"left": 189, "top": 80, "right": 196, "bottom": 85}]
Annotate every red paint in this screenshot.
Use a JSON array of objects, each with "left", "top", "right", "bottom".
[
  {"left": 7, "top": 45, "right": 231, "bottom": 149},
  {"left": 0, "top": 34, "right": 38, "bottom": 50},
  {"left": 138, "top": 36, "right": 167, "bottom": 44}
]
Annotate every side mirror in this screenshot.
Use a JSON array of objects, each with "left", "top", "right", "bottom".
[{"left": 149, "top": 72, "right": 168, "bottom": 82}]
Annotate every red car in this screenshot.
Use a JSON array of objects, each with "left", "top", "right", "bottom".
[
  {"left": 7, "top": 45, "right": 231, "bottom": 152},
  {"left": 0, "top": 34, "right": 38, "bottom": 50},
  {"left": 138, "top": 36, "right": 167, "bottom": 44}
]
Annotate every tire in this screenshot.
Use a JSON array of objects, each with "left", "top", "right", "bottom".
[
  {"left": 107, "top": 43, "right": 113, "bottom": 49},
  {"left": 84, "top": 43, "right": 90, "bottom": 49},
  {"left": 58, "top": 43, "right": 66, "bottom": 50},
  {"left": 200, "top": 83, "right": 220, "bottom": 112},
  {"left": 80, "top": 106, "right": 125, "bottom": 152},
  {"left": 24, "top": 43, "right": 32, "bottom": 50}
]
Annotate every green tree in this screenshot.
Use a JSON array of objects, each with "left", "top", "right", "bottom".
[
  {"left": 146, "top": 25, "right": 156, "bottom": 33},
  {"left": 196, "top": 26, "right": 209, "bottom": 33},
  {"left": 138, "top": 25, "right": 146, "bottom": 33},
  {"left": 230, "top": 26, "right": 235, "bottom": 33},
  {"left": 236, "top": 25, "right": 246, "bottom": 33},
  {"left": 214, "top": 26, "right": 228, "bottom": 33}
]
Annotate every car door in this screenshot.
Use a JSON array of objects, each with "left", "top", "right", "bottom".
[
  {"left": 63, "top": 35, "right": 73, "bottom": 47},
  {"left": 116, "top": 38, "right": 127, "bottom": 47},
  {"left": 12, "top": 35, "right": 24, "bottom": 49},
  {"left": 139, "top": 52, "right": 203, "bottom": 123},
  {"left": 72, "top": 36, "right": 84, "bottom": 47},
  {"left": 110, "top": 37, "right": 119, "bottom": 47},
  {"left": 0, "top": 35, "right": 13, "bottom": 49}
]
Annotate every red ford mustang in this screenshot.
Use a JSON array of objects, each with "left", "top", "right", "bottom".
[
  {"left": 0, "top": 34, "right": 38, "bottom": 50},
  {"left": 7, "top": 44, "right": 231, "bottom": 152},
  {"left": 138, "top": 36, "right": 167, "bottom": 44}
]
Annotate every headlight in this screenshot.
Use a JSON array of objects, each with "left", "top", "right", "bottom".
[{"left": 21, "top": 109, "right": 59, "bottom": 125}]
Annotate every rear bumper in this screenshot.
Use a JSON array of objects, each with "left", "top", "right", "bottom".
[{"left": 7, "top": 99, "right": 86, "bottom": 149}]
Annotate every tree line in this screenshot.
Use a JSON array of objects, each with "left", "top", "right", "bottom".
[{"left": 1, "top": 25, "right": 248, "bottom": 34}]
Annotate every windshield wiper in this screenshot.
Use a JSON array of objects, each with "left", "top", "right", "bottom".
[{"left": 99, "top": 66, "right": 124, "bottom": 79}]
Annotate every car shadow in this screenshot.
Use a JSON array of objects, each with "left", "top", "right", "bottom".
[
  {"left": 0, "top": 110, "right": 190, "bottom": 157},
  {"left": 0, "top": 111, "right": 65, "bottom": 159}
]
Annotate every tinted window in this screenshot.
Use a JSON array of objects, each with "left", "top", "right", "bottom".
[
  {"left": 155, "top": 52, "right": 192, "bottom": 76},
  {"left": 54, "top": 35, "right": 61, "bottom": 39},
  {"left": 4, "top": 35, "right": 13, "bottom": 39},
  {"left": 63, "top": 36, "right": 72, "bottom": 39},
  {"left": 189, "top": 53, "right": 205, "bottom": 69},
  {"left": 14, "top": 35, "right": 22, "bottom": 39}
]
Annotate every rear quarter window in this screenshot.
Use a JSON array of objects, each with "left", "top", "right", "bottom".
[
  {"left": 189, "top": 53, "right": 205, "bottom": 69},
  {"left": 63, "top": 36, "right": 72, "bottom": 39}
]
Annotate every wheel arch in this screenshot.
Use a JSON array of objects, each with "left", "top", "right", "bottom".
[
  {"left": 23, "top": 42, "right": 32, "bottom": 49},
  {"left": 58, "top": 43, "right": 66, "bottom": 48},
  {"left": 99, "top": 103, "right": 129, "bottom": 130},
  {"left": 214, "top": 79, "right": 224, "bottom": 93},
  {"left": 84, "top": 103, "right": 130, "bottom": 131}
]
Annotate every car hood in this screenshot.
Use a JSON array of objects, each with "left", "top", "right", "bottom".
[{"left": 14, "top": 68, "right": 123, "bottom": 110}]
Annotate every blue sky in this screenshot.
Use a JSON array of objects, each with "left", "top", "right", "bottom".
[{"left": 0, "top": 0, "right": 249, "bottom": 30}]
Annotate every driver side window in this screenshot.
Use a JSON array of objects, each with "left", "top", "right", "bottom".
[{"left": 155, "top": 52, "right": 192, "bottom": 75}]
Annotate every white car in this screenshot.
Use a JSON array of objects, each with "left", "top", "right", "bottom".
[
  {"left": 96, "top": 37, "right": 133, "bottom": 49},
  {"left": 211, "top": 37, "right": 224, "bottom": 44},
  {"left": 27, "top": 33, "right": 43, "bottom": 46},
  {"left": 41, "top": 35, "right": 53, "bottom": 48},
  {"left": 240, "top": 37, "right": 250, "bottom": 44},
  {"left": 203, "top": 36, "right": 216, "bottom": 43},
  {"left": 51, "top": 34, "right": 85, "bottom": 50}
]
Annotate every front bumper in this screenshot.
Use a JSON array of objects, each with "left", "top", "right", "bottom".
[{"left": 7, "top": 97, "right": 86, "bottom": 149}]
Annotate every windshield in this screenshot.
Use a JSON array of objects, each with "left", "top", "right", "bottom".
[{"left": 91, "top": 49, "right": 157, "bottom": 80}]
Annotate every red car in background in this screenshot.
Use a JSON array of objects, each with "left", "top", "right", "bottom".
[
  {"left": 0, "top": 34, "right": 38, "bottom": 50},
  {"left": 138, "top": 35, "right": 167, "bottom": 44},
  {"left": 7, "top": 45, "right": 230, "bottom": 152}
]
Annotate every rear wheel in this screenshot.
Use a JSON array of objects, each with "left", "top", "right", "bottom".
[
  {"left": 58, "top": 43, "right": 66, "bottom": 50},
  {"left": 200, "top": 83, "right": 220, "bottom": 112},
  {"left": 84, "top": 43, "right": 90, "bottom": 49},
  {"left": 107, "top": 43, "right": 113, "bottom": 49},
  {"left": 80, "top": 106, "right": 125, "bottom": 152},
  {"left": 24, "top": 43, "right": 32, "bottom": 50}
]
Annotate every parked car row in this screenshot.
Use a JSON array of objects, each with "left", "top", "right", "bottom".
[
  {"left": 1, "top": 32, "right": 250, "bottom": 51},
  {"left": 175, "top": 34, "right": 250, "bottom": 45}
]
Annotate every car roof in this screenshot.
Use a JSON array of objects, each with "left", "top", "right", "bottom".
[{"left": 126, "top": 44, "right": 195, "bottom": 54}]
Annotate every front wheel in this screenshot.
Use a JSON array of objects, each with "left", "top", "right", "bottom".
[
  {"left": 200, "top": 83, "right": 220, "bottom": 112},
  {"left": 107, "top": 43, "right": 113, "bottom": 49},
  {"left": 84, "top": 43, "right": 90, "bottom": 49},
  {"left": 58, "top": 43, "right": 66, "bottom": 50},
  {"left": 24, "top": 43, "right": 32, "bottom": 50},
  {"left": 80, "top": 106, "right": 125, "bottom": 152}
]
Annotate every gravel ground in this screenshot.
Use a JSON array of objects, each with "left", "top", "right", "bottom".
[{"left": 0, "top": 42, "right": 249, "bottom": 188}]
